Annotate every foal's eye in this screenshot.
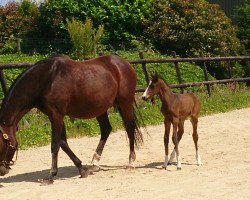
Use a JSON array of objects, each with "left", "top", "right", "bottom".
[{"left": 149, "top": 84, "right": 154, "bottom": 89}]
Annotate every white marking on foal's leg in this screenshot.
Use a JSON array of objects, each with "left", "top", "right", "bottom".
[
  {"left": 196, "top": 151, "right": 202, "bottom": 166},
  {"left": 177, "top": 155, "right": 182, "bottom": 170},
  {"left": 91, "top": 152, "right": 101, "bottom": 166},
  {"left": 162, "top": 155, "right": 169, "bottom": 169},
  {"left": 168, "top": 149, "right": 176, "bottom": 164}
]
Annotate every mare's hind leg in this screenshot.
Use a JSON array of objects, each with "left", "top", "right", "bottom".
[
  {"left": 90, "top": 112, "right": 112, "bottom": 172},
  {"left": 162, "top": 118, "right": 171, "bottom": 169},
  {"left": 191, "top": 115, "right": 202, "bottom": 166},
  {"left": 168, "top": 120, "right": 185, "bottom": 166}
]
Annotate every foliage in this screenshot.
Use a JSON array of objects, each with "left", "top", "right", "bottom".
[
  {"left": 37, "top": 0, "right": 153, "bottom": 51},
  {"left": 143, "top": 0, "right": 243, "bottom": 57},
  {"left": 234, "top": 2, "right": 250, "bottom": 54},
  {"left": 0, "top": 1, "right": 39, "bottom": 53},
  {"left": 67, "top": 18, "right": 104, "bottom": 59}
]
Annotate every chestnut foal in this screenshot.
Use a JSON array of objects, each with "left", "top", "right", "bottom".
[{"left": 142, "top": 75, "right": 202, "bottom": 170}]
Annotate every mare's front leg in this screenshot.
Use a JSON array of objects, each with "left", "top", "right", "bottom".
[
  {"left": 162, "top": 118, "right": 171, "bottom": 169},
  {"left": 172, "top": 117, "right": 182, "bottom": 170},
  {"left": 90, "top": 112, "right": 112, "bottom": 172},
  {"left": 59, "top": 123, "right": 90, "bottom": 178},
  {"left": 39, "top": 114, "right": 64, "bottom": 184}
]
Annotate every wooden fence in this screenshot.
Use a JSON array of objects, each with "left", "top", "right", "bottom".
[{"left": 0, "top": 53, "right": 250, "bottom": 98}]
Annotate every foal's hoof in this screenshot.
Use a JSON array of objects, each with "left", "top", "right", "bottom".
[
  {"left": 38, "top": 178, "right": 54, "bottom": 186},
  {"left": 177, "top": 167, "right": 182, "bottom": 170},
  {"left": 126, "top": 165, "right": 135, "bottom": 170},
  {"left": 89, "top": 165, "right": 101, "bottom": 173},
  {"left": 0, "top": 184, "right": 4, "bottom": 188}
]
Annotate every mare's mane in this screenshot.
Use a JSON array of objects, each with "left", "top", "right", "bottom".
[{"left": 0, "top": 55, "right": 66, "bottom": 113}]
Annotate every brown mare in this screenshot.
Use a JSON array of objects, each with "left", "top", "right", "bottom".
[
  {"left": 0, "top": 55, "right": 143, "bottom": 183},
  {"left": 142, "top": 75, "right": 202, "bottom": 170}
]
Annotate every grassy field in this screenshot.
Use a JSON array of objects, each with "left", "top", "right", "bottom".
[
  {"left": 16, "top": 83, "right": 250, "bottom": 149},
  {"left": 0, "top": 53, "right": 250, "bottom": 149}
]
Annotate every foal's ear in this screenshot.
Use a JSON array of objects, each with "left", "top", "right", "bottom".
[{"left": 151, "top": 74, "right": 159, "bottom": 83}]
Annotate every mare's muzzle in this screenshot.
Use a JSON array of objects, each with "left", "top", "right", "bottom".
[{"left": 0, "top": 163, "right": 10, "bottom": 176}]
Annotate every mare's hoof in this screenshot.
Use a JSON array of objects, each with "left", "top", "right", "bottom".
[
  {"left": 38, "top": 178, "right": 54, "bottom": 186},
  {"left": 89, "top": 165, "right": 100, "bottom": 173},
  {"left": 162, "top": 166, "right": 167, "bottom": 170},
  {"left": 79, "top": 167, "right": 90, "bottom": 178}
]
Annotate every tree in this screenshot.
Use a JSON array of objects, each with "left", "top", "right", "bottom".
[{"left": 143, "top": 0, "right": 243, "bottom": 57}]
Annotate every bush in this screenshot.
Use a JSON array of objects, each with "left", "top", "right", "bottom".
[
  {"left": 0, "top": 1, "right": 39, "bottom": 53},
  {"left": 234, "top": 2, "right": 250, "bottom": 54},
  {"left": 37, "top": 0, "right": 152, "bottom": 51},
  {"left": 67, "top": 18, "right": 104, "bottom": 59},
  {"left": 143, "top": 0, "right": 243, "bottom": 57}
]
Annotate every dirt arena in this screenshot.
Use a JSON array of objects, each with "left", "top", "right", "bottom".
[{"left": 0, "top": 108, "right": 250, "bottom": 200}]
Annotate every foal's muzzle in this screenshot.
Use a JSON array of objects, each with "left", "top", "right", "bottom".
[{"left": 142, "top": 96, "right": 148, "bottom": 101}]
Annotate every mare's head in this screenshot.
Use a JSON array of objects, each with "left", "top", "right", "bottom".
[
  {"left": 0, "top": 125, "right": 18, "bottom": 176},
  {"left": 142, "top": 75, "right": 162, "bottom": 101}
]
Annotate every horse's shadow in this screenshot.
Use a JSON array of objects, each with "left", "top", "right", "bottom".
[
  {"left": 0, "top": 161, "right": 197, "bottom": 184},
  {"left": 0, "top": 165, "right": 79, "bottom": 184}
]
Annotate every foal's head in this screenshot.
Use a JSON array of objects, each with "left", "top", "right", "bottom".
[
  {"left": 142, "top": 75, "right": 162, "bottom": 101},
  {"left": 0, "top": 125, "right": 18, "bottom": 176}
]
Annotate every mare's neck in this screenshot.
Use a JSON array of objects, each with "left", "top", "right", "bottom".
[
  {"left": 158, "top": 80, "right": 174, "bottom": 108},
  {"left": 0, "top": 93, "right": 32, "bottom": 126}
]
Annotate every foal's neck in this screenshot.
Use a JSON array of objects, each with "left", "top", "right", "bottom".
[{"left": 158, "top": 80, "right": 174, "bottom": 106}]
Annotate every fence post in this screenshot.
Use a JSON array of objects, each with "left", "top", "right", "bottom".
[
  {"left": 226, "top": 60, "right": 232, "bottom": 78},
  {"left": 17, "top": 38, "right": 21, "bottom": 53},
  {"left": 139, "top": 52, "right": 150, "bottom": 85},
  {"left": 172, "top": 52, "right": 184, "bottom": 93},
  {"left": 246, "top": 60, "right": 250, "bottom": 77},
  {"left": 0, "top": 70, "right": 8, "bottom": 96},
  {"left": 202, "top": 62, "right": 211, "bottom": 96}
]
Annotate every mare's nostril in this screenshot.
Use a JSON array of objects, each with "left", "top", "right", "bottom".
[{"left": 142, "top": 96, "right": 147, "bottom": 101}]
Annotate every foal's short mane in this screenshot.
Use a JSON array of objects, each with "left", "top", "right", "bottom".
[{"left": 151, "top": 74, "right": 171, "bottom": 88}]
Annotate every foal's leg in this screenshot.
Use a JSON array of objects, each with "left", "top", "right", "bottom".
[
  {"left": 90, "top": 112, "right": 112, "bottom": 171},
  {"left": 168, "top": 120, "right": 184, "bottom": 165},
  {"left": 191, "top": 115, "right": 202, "bottom": 166},
  {"left": 162, "top": 118, "right": 171, "bottom": 169},
  {"left": 172, "top": 117, "right": 182, "bottom": 170}
]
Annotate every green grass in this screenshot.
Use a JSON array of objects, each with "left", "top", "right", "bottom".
[
  {"left": 16, "top": 84, "right": 250, "bottom": 149},
  {"left": 0, "top": 53, "right": 250, "bottom": 149}
]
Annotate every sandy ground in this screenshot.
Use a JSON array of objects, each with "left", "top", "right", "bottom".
[{"left": 0, "top": 108, "right": 250, "bottom": 200}]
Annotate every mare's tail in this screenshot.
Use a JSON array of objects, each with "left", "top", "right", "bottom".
[{"left": 116, "top": 100, "right": 147, "bottom": 148}]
